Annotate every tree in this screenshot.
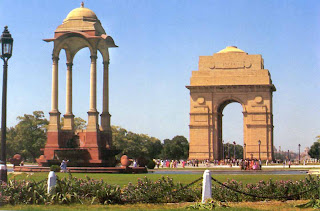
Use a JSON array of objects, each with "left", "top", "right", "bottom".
[
  {"left": 223, "top": 142, "right": 243, "bottom": 159},
  {"left": 161, "top": 135, "right": 189, "bottom": 160},
  {"left": 5, "top": 111, "right": 48, "bottom": 162},
  {"left": 308, "top": 141, "right": 320, "bottom": 159},
  {"left": 111, "top": 126, "right": 162, "bottom": 160},
  {"left": 60, "top": 117, "right": 86, "bottom": 130}
]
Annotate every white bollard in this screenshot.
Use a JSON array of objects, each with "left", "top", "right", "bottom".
[
  {"left": 201, "top": 169, "right": 212, "bottom": 203},
  {"left": 47, "top": 171, "right": 57, "bottom": 194}
]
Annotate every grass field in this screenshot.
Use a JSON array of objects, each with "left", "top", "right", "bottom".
[
  {"left": 7, "top": 172, "right": 313, "bottom": 187},
  {"left": 0, "top": 200, "right": 316, "bottom": 210}
]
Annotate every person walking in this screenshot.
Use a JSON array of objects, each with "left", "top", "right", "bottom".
[{"left": 60, "top": 159, "right": 68, "bottom": 173}]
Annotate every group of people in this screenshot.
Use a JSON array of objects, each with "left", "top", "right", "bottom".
[
  {"left": 151, "top": 158, "right": 264, "bottom": 170},
  {"left": 154, "top": 159, "right": 187, "bottom": 168}
]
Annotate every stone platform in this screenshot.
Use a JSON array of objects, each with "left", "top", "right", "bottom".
[{"left": 14, "top": 166, "right": 148, "bottom": 174}]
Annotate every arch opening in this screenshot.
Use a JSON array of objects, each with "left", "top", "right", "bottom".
[{"left": 218, "top": 101, "right": 244, "bottom": 160}]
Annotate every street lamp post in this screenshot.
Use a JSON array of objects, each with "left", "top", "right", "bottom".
[
  {"left": 287, "top": 150, "right": 290, "bottom": 160},
  {"left": 233, "top": 141, "right": 236, "bottom": 159},
  {"left": 227, "top": 143, "right": 230, "bottom": 159},
  {"left": 258, "top": 140, "right": 261, "bottom": 160},
  {"left": 222, "top": 140, "right": 225, "bottom": 160},
  {"left": 243, "top": 143, "right": 246, "bottom": 160},
  {"left": 0, "top": 26, "right": 13, "bottom": 183},
  {"left": 318, "top": 144, "right": 320, "bottom": 162},
  {"left": 298, "top": 144, "right": 301, "bottom": 164}
]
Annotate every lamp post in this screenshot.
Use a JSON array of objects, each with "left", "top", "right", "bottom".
[
  {"left": 233, "top": 141, "right": 236, "bottom": 159},
  {"left": 227, "top": 142, "right": 230, "bottom": 159},
  {"left": 298, "top": 144, "right": 301, "bottom": 164},
  {"left": 287, "top": 150, "right": 290, "bottom": 160},
  {"left": 0, "top": 26, "right": 13, "bottom": 183},
  {"left": 222, "top": 140, "right": 225, "bottom": 160},
  {"left": 243, "top": 143, "right": 246, "bottom": 160},
  {"left": 258, "top": 140, "right": 261, "bottom": 160},
  {"left": 318, "top": 144, "right": 320, "bottom": 162}
]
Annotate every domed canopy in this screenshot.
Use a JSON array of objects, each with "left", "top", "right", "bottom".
[
  {"left": 44, "top": 2, "right": 118, "bottom": 58},
  {"left": 54, "top": 2, "right": 105, "bottom": 36},
  {"left": 64, "top": 3, "right": 98, "bottom": 23},
  {"left": 217, "top": 46, "right": 246, "bottom": 54}
]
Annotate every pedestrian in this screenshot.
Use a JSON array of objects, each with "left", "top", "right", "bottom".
[
  {"left": 258, "top": 159, "right": 262, "bottom": 169},
  {"left": 60, "top": 159, "right": 68, "bottom": 173}
]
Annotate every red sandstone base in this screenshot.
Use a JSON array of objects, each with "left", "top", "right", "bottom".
[
  {"left": 14, "top": 166, "right": 148, "bottom": 173},
  {"left": 37, "top": 129, "right": 119, "bottom": 167}
]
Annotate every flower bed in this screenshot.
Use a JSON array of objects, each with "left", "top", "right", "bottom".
[{"left": 0, "top": 175, "right": 319, "bottom": 205}]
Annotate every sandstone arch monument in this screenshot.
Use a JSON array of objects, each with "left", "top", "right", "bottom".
[
  {"left": 187, "top": 46, "right": 276, "bottom": 161},
  {"left": 37, "top": 3, "right": 118, "bottom": 166}
]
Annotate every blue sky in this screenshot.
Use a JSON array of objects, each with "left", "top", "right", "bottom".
[{"left": 0, "top": 1, "right": 319, "bottom": 152}]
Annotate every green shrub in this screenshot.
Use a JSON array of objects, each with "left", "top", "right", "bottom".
[
  {"left": 121, "top": 176, "right": 200, "bottom": 203},
  {"left": 146, "top": 160, "right": 156, "bottom": 169},
  {"left": 50, "top": 165, "right": 61, "bottom": 172},
  {"left": 211, "top": 175, "right": 320, "bottom": 202},
  {"left": 1, "top": 175, "right": 319, "bottom": 205}
]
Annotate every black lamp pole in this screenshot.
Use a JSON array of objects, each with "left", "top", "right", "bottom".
[
  {"left": 233, "top": 141, "right": 236, "bottom": 159},
  {"left": 243, "top": 143, "right": 246, "bottom": 160},
  {"left": 0, "top": 26, "right": 13, "bottom": 183},
  {"left": 222, "top": 140, "right": 225, "bottom": 160},
  {"left": 258, "top": 140, "right": 261, "bottom": 160},
  {"left": 298, "top": 144, "right": 301, "bottom": 164}
]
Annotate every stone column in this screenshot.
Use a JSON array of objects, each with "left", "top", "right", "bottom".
[
  {"left": 48, "top": 56, "right": 60, "bottom": 132},
  {"left": 51, "top": 56, "right": 59, "bottom": 113},
  {"left": 89, "top": 55, "right": 97, "bottom": 112},
  {"left": 87, "top": 55, "right": 99, "bottom": 131},
  {"left": 63, "top": 62, "right": 74, "bottom": 131},
  {"left": 100, "top": 60, "right": 111, "bottom": 131}
]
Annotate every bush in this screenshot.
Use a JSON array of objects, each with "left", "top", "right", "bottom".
[
  {"left": 50, "top": 165, "right": 61, "bottom": 172},
  {"left": 211, "top": 175, "right": 320, "bottom": 202},
  {"left": 121, "top": 176, "right": 200, "bottom": 203},
  {"left": 146, "top": 160, "right": 156, "bottom": 169},
  {"left": 1, "top": 175, "right": 319, "bottom": 205},
  {"left": 137, "top": 157, "right": 148, "bottom": 167}
]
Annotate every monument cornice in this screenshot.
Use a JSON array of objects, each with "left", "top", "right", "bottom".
[{"left": 186, "top": 84, "right": 276, "bottom": 92}]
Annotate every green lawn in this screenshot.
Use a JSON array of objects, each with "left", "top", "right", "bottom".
[
  {"left": 8, "top": 172, "right": 312, "bottom": 187},
  {"left": 0, "top": 201, "right": 315, "bottom": 210}
]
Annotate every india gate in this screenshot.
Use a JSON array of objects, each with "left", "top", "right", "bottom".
[
  {"left": 37, "top": 3, "right": 118, "bottom": 166},
  {"left": 187, "top": 46, "right": 276, "bottom": 161}
]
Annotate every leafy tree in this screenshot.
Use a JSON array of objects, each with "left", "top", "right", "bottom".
[
  {"left": 161, "top": 135, "right": 189, "bottom": 160},
  {"left": 6, "top": 127, "right": 18, "bottom": 159},
  {"left": 223, "top": 142, "right": 243, "bottom": 159},
  {"left": 308, "top": 141, "right": 320, "bottom": 159},
  {"left": 60, "top": 117, "right": 86, "bottom": 130},
  {"left": 111, "top": 126, "right": 162, "bottom": 160},
  {"left": 5, "top": 111, "right": 48, "bottom": 162}
]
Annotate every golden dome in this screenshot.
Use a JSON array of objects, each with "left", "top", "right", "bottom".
[
  {"left": 64, "top": 3, "right": 97, "bottom": 23},
  {"left": 217, "top": 46, "right": 246, "bottom": 54}
]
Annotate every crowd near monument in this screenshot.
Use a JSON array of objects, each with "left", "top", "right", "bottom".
[{"left": 187, "top": 46, "right": 276, "bottom": 161}]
